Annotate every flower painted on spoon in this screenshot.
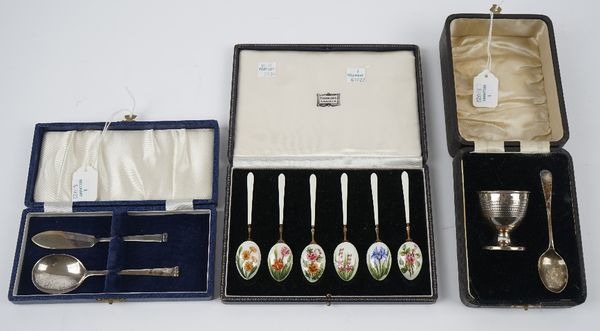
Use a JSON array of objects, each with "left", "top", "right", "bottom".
[
  {"left": 236, "top": 172, "right": 261, "bottom": 280},
  {"left": 366, "top": 173, "right": 392, "bottom": 281},
  {"left": 301, "top": 174, "right": 326, "bottom": 283},
  {"left": 267, "top": 174, "right": 293, "bottom": 282},
  {"left": 333, "top": 173, "right": 359, "bottom": 282},
  {"left": 398, "top": 171, "right": 423, "bottom": 280}
]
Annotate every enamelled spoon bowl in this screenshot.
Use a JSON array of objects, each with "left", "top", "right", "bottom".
[
  {"left": 301, "top": 174, "right": 326, "bottom": 283},
  {"left": 366, "top": 173, "right": 392, "bottom": 281},
  {"left": 398, "top": 171, "right": 423, "bottom": 280},
  {"left": 333, "top": 173, "right": 359, "bottom": 282},
  {"left": 267, "top": 173, "right": 293, "bottom": 282},
  {"left": 235, "top": 172, "right": 261, "bottom": 280},
  {"left": 538, "top": 170, "right": 568, "bottom": 293},
  {"left": 32, "top": 231, "right": 168, "bottom": 249},
  {"left": 32, "top": 254, "right": 179, "bottom": 294}
]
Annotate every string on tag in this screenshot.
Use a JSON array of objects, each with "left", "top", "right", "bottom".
[
  {"left": 473, "top": 3, "right": 503, "bottom": 108},
  {"left": 72, "top": 88, "right": 137, "bottom": 202}
]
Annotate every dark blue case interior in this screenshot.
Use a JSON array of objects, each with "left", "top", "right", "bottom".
[{"left": 9, "top": 121, "right": 219, "bottom": 303}]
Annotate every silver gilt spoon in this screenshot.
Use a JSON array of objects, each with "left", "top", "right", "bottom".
[
  {"left": 267, "top": 173, "right": 293, "bottom": 282},
  {"left": 235, "top": 172, "right": 261, "bottom": 280},
  {"left": 538, "top": 170, "right": 568, "bottom": 293},
  {"left": 32, "top": 231, "right": 168, "bottom": 249},
  {"left": 32, "top": 254, "right": 179, "bottom": 294},
  {"left": 333, "top": 173, "right": 359, "bottom": 281},
  {"left": 301, "top": 174, "right": 326, "bottom": 283},
  {"left": 398, "top": 171, "right": 423, "bottom": 280}
]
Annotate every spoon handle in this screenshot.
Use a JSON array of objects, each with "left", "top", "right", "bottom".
[
  {"left": 247, "top": 172, "right": 254, "bottom": 226},
  {"left": 118, "top": 266, "right": 180, "bottom": 277},
  {"left": 370, "top": 173, "right": 379, "bottom": 226},
  {"left": 278, "top": 173, "right": 285, "bottom": 225},
  {"left": 310, "top": 174, "right": 316, "bottom": 228},
  {"left": 341, "top": 173, "right": 348, "bottom": 226},
  {"left": 401, "top": 171, "right": 410, "bottom": 225},
  {"left": 540, "top": 170, "right": 554, "bottom": 248}
]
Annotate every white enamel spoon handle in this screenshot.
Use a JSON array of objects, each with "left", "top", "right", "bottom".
[
  {"left": 310, "top": 174, "right": 316, "bottom": 227},
  {"left": 341, "top": 173, "right": 348, "bottom": 226},
  {"left": 278, "top": 173, "right": 285, "bottom": 225},
  {"left": 371, "top": 173, "right": 379, "bottom": 226},
  {"left": 247, "top": 172, "right": 254, "bottom": 226},
  {"left": 401, "top": 171, "right": 410, "bottom": 225}
]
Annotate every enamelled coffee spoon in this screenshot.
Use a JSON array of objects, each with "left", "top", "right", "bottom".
[
  {"left": 32, "top": 231, "right": 168, "bottom": 249},
  {"left": 398, "top": 171, "right": 423, "bottom": 280},
  {"left": 366, "top": 173, "right": 392, "bottom": 281},
  {"left": 267, "top": 174, "right": 293, "bottom": 281},
  {"left": 301, "top": 174, "right": 326, "bottom": 283},
  {"left": 235, "top": 172, "right": 261, "bottom": 280},
  {"left": 538, "top": 170, "right": 568, "bottom": 293},
  {"left": 333, "top": 173, "right": 359, "bottom": 282},
  {"left": 33, "top": 254, "right": 179, "bottom": 294}
]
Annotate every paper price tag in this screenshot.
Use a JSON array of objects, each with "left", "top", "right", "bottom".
[
  {"left": 257, "top": 62, "right": 277, "bottom": 78},
  {"left": 473, "top": 70, "right": 499, "bottom": 108},
  {"left": 72, "top": 166, "right": 98, "bottom": 202},
  {"left": 346, "top": 68, "right": 366, "bottom": 83}
]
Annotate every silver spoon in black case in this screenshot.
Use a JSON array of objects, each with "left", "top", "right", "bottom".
[{"left": 32, "top": 231, "right": 168, "bottom": 249}]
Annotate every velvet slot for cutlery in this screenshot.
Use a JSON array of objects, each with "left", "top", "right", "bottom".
[
  {"left": 221, "top": 44, "right": 437, "bottom": 303},
  {"left": 9, "top": 120, "right": 219, "bottom": 303},
  {"left": 440, "top": 14, "right": 586, "bottom": 307}
]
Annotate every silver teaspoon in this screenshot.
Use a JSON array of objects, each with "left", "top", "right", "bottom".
[
  {"left": 32, "top": 254, "right": 179, "bottom": 294},
  {"left": 235, "top": 172, "right": 261, "bottom": 280},
  {"left": 538, "top": 170, "right": 568, "bottom": 293},
  {"left": 32, "top": 231, "right": 168, "bottom": 249},
  {"left": 366, "top": 173, "right": 392, "bottom": 281},
  {"left": 333, "top": 173, "right": 359, "bottom": 282},
  {"left": 398, "top": 171, "right": 423, "bottom": 280},
  {"left": 301, "top": 174, "right": 326, "bottom": 283},
  {"left": 267, "top": 174, "right": 293, "bottom": 282}
]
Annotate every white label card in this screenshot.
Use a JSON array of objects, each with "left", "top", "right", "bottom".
[
  {"left": 72, "top": 166, "right": 98, "bottom": 202},
  {"left": 257, "top": 62, "right": 277, "bottom": 78},
  {"left": 473, "top": 70, "right": 499, "bottom": 108},
  {"left": 346, "top": 67, "right": 366, "bottom": 83}
]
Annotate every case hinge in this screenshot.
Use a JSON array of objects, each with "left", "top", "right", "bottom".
[
  {"left": 519, "top": 141, "right": 550, "bottom": 153},
  {"left": 43, "top": 202, "right": 73, "bottom": 213},
  {"left": 165, "top": 199, "right": 194, "bottom": 211},
  {"left": 473, "top": 140, "right": 505, "bottom": 153}
]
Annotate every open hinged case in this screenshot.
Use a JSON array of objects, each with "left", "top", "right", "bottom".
[
  {"left": 440, "top": 14, "right": 586, "bottom": 307},
  {"left": 9, "top": 120, "right": 219, "bottom": 303},
  {"left": 221, "top": 44, "right": 437, "bottom": 303}
]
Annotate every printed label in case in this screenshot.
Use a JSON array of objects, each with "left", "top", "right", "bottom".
[
  {"left": 346, "top": 68, "right": 366, "bottom": 83},
  {"left": 72, "top": 166, "right": 98, "bottom": 202},
  {"left": 257, "top": 62, "right": 277, "bottom": 78},
  {"left": 316, "top": 93, "right": 340, "bottom": 107}
]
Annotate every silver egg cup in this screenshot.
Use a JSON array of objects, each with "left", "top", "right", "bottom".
[{"left": 478, "top": 190, "right": 530, "bottom": 251}]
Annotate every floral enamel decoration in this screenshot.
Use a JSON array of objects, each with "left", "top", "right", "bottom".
[
  {"left": 267, "top": 174, "right": 293, "bottom": 282},
  {"left": 301, "top": 174, "right": 326, "bottom": 283},
  {"left": 236, "top": 172, "right": 261, "bottom": 280},
  {"left": 398, "top": 171, "right": 423, "bottom": 280},
  {"left": 366, "top": 173, "right": 392, "bottom": 281},
  {"left": 333, "top": 173, "right": 359, "bottom": 282}
]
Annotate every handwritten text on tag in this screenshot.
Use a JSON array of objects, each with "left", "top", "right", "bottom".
[
  {"left": 72, "top": 166, "right": 98, "bottom": 202},
  {"left": 473, "top": 70, "right": 499, "bottom": 108}
]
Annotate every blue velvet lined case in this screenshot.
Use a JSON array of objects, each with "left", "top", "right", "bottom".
[{"left": 9, "top": 120, "right": 219, "bottom": 303}]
